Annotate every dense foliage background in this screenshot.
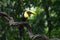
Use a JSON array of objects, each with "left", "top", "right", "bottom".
[{"left": 0, "top": 0, "right": 60, "bottom": 40}]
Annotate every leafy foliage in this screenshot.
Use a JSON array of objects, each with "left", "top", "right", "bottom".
[{"left": 0, "top": 0, "right": 60, "bottom": 40}]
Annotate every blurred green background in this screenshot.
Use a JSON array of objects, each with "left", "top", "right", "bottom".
[{"left": 0, "top": 0, "right": 60, "bottom": 40}]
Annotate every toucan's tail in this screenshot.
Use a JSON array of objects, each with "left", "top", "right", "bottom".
[{"left": 18, "top": 25, "right": 24, "bottom": 37}]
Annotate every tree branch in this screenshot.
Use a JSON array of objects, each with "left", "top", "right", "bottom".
[{"left": 0, "top": 12, "right": 50, "bottom": 40}]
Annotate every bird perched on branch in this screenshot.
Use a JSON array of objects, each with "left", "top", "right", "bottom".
[
  {"left": 0, "top": 10, "right": 37, "bottom": 39},
  {"left": 19, "top": 10, "right": 36, "bottom": 37}
]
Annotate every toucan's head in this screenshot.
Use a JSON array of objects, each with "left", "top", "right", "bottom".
[{"left": 24, "top": 10, "right": 36, "bottom": 18}]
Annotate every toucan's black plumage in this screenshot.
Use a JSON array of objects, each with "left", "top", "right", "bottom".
[{"left": 19, "top": 10, "right": 36, "bottom": 37}]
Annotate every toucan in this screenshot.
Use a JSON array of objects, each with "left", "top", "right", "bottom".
[{"left": 19, "top": 10, "right": 36, "bottom": 38}]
